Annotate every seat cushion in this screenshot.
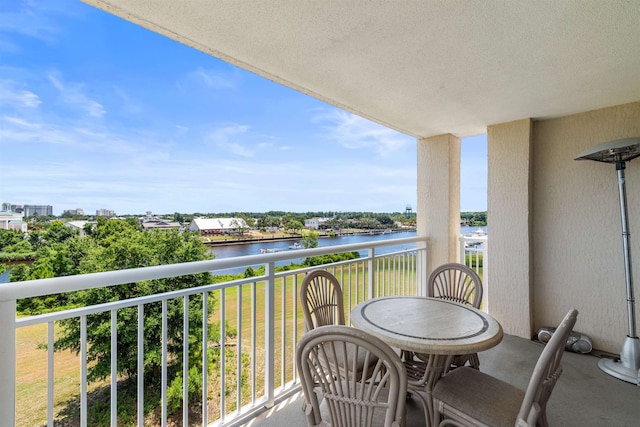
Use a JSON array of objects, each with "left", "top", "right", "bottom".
[{"left": 433, "top": 367, "right": 525, "bottom": 427}]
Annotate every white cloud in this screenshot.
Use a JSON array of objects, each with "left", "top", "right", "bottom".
[
  {"left": 0, "top": 80, "right": 42, "bottom": 108},
  {"left": 313, "top": 109, "right": 412, "bottom": 156},
  {"left": 0, "top": 2, "right": 422, "bottom": 215},
  {"left": 0, "top": 0, "right": 81, "bottom": 45},
  {"left": 175, "top": 125, "right": 189, "bottom": 136},
  {"left": 1, "top": 115, "right": 41, "bottom": 129},
  {"left": 48, "top": 72, "right": 106, "bottom": 118},
  {"left": 182, "top": 66, "right": 236, "bottom": 90},
  {"left": 206, "top": 124, "right": 258, "bottom": 157}
]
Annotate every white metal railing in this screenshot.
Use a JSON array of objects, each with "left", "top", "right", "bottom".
[
  {"left": 0, "top": 236, "right": 426, "bottom": 427},
  {"left": 459, "top": 234, "right": 487, "bottom": 308}
]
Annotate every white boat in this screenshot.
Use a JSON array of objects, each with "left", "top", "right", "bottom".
[
  {"left": 260, "top": 248, "right": 280, "bottom": 253},
  {"left": 289, "top": 242, "right": 302, "bottom": 250},
  {"left": 468, "top": 227, "right": 487, "bottom": 237}
]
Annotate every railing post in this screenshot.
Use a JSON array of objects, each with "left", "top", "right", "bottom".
[
  {"left": 417, "top": 239, "right": 428, "bottom": 296},
  {"left": 482, "top": 238, "right": 489, "bottom": 310},
  {"left": 264, "top": 261, "right": 275, "bottom": 408},
  {"left": 0, "top": 299, "right": 16, "bottom": 426},
  {"left": 367, "top": 247, "right": 375, "bottom": 299}
]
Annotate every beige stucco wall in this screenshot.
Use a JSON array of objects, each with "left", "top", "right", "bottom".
[
  {"left": 417, "top": 134, "right": 461, "bottom": 276},
  {"left": 531, "top": 101, "right": 640, "bottom": 353},
  {"left": 423, "top": 103, "right": 640, "bottom": 353},
  {"left": 487, "top": 119, "right": 534, "bottom": 337}
]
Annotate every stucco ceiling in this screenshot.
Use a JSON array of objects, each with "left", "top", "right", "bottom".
[{"left": 82, "top": 0, "right": 640, "bottom": 139}]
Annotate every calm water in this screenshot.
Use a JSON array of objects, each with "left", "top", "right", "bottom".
[
  {"left": 0, "top": 226, "right": 486, "bottom": 281},
  {"left": 207, "top": 225, "right": 486, "bottom": 274},
  {"left": 208, "top": 230, "right": 417, "bottom": 259}
]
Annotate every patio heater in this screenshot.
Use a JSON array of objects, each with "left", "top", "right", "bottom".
[{"left": 575, "top": 137, "right": 640, "bottom": 385}]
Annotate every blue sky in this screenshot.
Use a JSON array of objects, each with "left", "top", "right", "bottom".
[{"left": 0, "top": 1, "right": 487, "bottom": 216}]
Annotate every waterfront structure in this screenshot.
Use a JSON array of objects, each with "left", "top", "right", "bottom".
[
  {"left": 188, "top": 217, "right": 248, "bottom": 235},
  {"left": 141, "top": 219, "right": 182, "bottom": 231}
]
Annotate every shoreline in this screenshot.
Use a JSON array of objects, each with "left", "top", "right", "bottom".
[{"left": 201, "top": 228, "right": 416, "bottom": 246}]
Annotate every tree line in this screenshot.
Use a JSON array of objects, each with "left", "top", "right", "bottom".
[{"left": 0, "top": 217, "right": 359, "bottom": 424}]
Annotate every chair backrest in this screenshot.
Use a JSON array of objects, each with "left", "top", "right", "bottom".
[
  {"left": 516, "top": 308, "right": 578, "bottom": 426},
  {"left": 427, "top": 262, "right": 483, "bottom": 308},
  {"left": 300, "top": 269, "right": 345, "bottom": 330},
  {"left": 296, "top": 325, "right": 407, "bottom": 427}
]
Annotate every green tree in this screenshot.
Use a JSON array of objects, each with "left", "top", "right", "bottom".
[
  {"left": 257, "top": 214, "right": 280, "bottom": 229},
  {"left": 230, "top": 218, "right": 250, "bottom": 236},
  {"left": 301, "top": 230, "right": 319, "bottom": 249},
  {"left": 43, "top": 220, "right": 78, "bottom": 244},
  {"left": 3, "top": 240, "right": 33, "bottom": 254},
  {"left": 284, "top": 219, "right": 303, "bottom": 234},
  {"left": 0, "top": 229, "right": 23, "bottom": 250},
  {"left": 9, "top": 264, "right": 29, "bottom": 282},
  {"left": 43, "top": 221, "right": 215, "bottom": 385}
]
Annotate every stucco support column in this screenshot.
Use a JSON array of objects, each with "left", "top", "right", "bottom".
[
  {"left": 417, "top": 134, "right": 461, "bottom": 287},
  {"left": 487, "top": 119, "right": 533, "bottom": 337}
]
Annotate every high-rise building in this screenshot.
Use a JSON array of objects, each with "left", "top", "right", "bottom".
[
  {"left": 96, "top": 209, "right": 116, "bottom": 217},
  {"left": 23, "top": 205, "right": 53, "bottom": 217},
  {"left": 63, "top": 208, "right": 85, "bottom": 216}
]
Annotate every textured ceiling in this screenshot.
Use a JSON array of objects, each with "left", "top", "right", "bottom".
[{"left": 83, "top": 0, "right": 640, "bottom": 138}]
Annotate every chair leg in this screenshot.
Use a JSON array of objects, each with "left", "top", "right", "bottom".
[
  {"left": 470, "top": 353, "right": 480, "bottom": 370},
  {"left": 407, "top": 387, "right": 431, "bottom": 426}
]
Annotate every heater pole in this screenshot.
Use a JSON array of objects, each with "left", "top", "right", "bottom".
[
  {"left": 616, "top": 161, "right": 637, "bottom": 338},
  {"left": 575, "top": 137, "right": 640, "bottom": 384}
]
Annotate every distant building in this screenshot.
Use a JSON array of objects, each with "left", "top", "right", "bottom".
[
  {"left": 188, "top": 217, "right": 248, "bottom": 235},
  {"left": 96, "top": 209, "right": 116, "bottom": 217},
  {"left": 23, "top": 204, "right": 53, "bottom": 217},
  {"left": 64, "top": 220, "right": 92, "bottom": 237},
  {"left": 304, "top": 217, "right": 327, "bottom": 230},
  {"left": 0, "top": 210, "right": 27, "bottom": 233},
  {"left": 141, "top": 219, "right": 182, "bottom": 231},
  {"left": 63, "top": 208, "right": 85, "bottom": 216}
]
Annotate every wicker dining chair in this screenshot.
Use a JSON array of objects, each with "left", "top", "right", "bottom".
[
  {"left": 296, "top": 325, "right": 408, "bottom": 427},
  {"left": 432, "top": 309, "right": 578, "bottom": 427},
  {"left": 300, "top": 269, "right": 379, "bottom": 378},
  {"left": 403, "top": 263, "right": 483, "bottom": 383},
  {"left": 427, "top": 262, "right": 483, "bottom": 370},
  {"left": 301, "top": 269, "right": 345, "bottom": 330}
]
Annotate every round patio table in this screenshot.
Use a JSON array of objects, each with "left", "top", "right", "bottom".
[{"left": 350, "top": 296, "right": 503, "bottom": 426}]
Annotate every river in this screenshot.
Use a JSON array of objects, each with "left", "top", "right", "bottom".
[
  {"left": 0, "top": 226, "right": 486, "bottom": 281},
  {"left": 205, "top": 225, "right": 485, "bottom": 274}
]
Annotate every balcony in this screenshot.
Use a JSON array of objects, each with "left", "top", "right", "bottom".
[
  {"left": 3, "top": 236, "right": 428, "bottom": 426},
  {"left": 248, "top": 334, "right": 640, "bottom": 427},
  {"left": 2, "top": 233, "right": 639, "bottom": 426}
]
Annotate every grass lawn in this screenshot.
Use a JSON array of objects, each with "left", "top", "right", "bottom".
[
  {"left": 16, "top": 322, "right": 109, "bottom": 427},
  {"left": 14, "top": 261, "right": 418, "bottom": 426}
]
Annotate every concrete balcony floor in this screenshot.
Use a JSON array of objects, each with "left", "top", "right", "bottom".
[{"left": 244, "top": 334, "right": 640, "bottom": 426}]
